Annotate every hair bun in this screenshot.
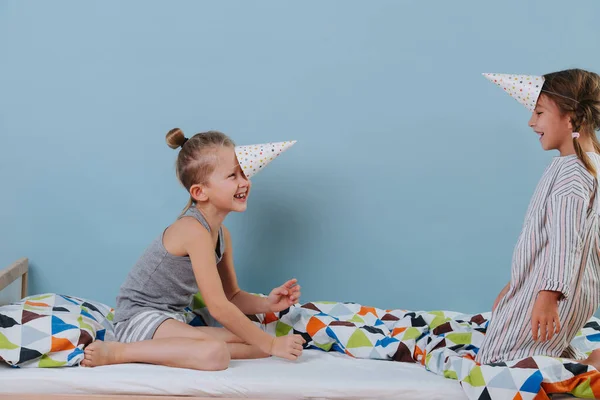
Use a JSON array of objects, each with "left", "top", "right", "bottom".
[{"left": 166, "top": 128, "right": 187, "bottom": 149}]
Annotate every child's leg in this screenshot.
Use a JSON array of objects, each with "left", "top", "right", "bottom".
[
  {"left": 581, "top": 349, "right": 600, "bottom": 369},
  {"left": 83, "top": 314, "right": 270, "bottom": 369},
  {"left": 81, "top": 338, "right": 230, "bottom": 370},
  {"left": 155, "top": 320, "right": 243, "bottom": 342},
  {"left": 153, "top": 319, "right": 270, "bottom": 359}
]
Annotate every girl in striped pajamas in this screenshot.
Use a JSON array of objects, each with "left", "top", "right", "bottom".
[{"left": 477, "top": 69, "right": 600, "bottom": 367}]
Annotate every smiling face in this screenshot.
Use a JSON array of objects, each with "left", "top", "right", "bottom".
[
  {"left": 189, "top": 146, "right": 252, "bottom": 213},
  {"left": 528, "top": 94, "right": 574, "bottom": 154},
  {"left": 206, "top": 146, "right": 252, "bottom": 213}
]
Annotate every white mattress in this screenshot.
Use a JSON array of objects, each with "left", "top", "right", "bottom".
[{"left": 0, "top": 349, "right": 467, "bottom": 399}]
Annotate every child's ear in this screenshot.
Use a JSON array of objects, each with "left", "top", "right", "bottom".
[{"left": 190, "top": 184, "right": 208, "bottom": 202}]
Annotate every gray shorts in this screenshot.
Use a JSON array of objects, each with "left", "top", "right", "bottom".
[{"left": 114, "top": 310, "right": 191, "bottom": 343}]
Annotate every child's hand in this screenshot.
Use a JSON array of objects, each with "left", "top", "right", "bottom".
[
  {"left": 267, "top": 279, "right": 301, "bottom": 312},
  {"left": 531, "top": 290, "right": 561, "bottom": 342},
  {"left": 270, "top": 334, "right": 306, "bottom": 360}
]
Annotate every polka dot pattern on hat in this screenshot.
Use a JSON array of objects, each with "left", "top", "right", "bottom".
[
  {"left": 234, "top": 140, "right": 296, "bottom": 179},
  {"left": 483, "top": 73, "right": 544, "bottom": 112}
]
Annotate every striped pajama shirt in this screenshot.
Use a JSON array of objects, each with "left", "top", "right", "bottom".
[{"left": 477, "top": 153, "right": 600, "bottom": 364}]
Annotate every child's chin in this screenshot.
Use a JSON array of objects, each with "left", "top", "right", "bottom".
[{"left": 232, "top": 204, "right": 248, "bottom": 212}]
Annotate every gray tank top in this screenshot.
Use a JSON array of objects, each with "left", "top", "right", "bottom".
[{"left": 114, "top": 208, "right": 225, "bottom": 324}]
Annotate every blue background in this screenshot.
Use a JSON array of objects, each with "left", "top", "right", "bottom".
[{"left": 1, "top": 0, "right": 599, "bottom": 313}]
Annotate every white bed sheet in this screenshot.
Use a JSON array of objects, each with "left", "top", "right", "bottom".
[{"left": 0, "top": 349, "right": 468, "bottom": 399}]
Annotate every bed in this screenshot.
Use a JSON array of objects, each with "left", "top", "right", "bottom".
[
  {"left": 0, "top": 258, "right": 469, "bottom": 400},
  {"left": 0, "top": 347, "right": 468, "bottom": 399}
]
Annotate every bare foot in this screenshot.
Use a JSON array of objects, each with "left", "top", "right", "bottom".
[
  {"left": 581, "top": 349, "right": 600, "bottom": 370},
  {"left": 81, "top": 341, "right": 124, "bottom": 367}
]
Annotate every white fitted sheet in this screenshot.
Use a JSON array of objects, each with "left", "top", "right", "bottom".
[{"left": 0, "top": 349, "right": 467, "bottom": 399}]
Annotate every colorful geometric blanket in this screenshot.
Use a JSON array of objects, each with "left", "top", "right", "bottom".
[
  {"left": 196, "top": 301, "right": 600, "bottom": 400},
  {"left": 5, "top": 293, "right": 600, "bottom": 399}
]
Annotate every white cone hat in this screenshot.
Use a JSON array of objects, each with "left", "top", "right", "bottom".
[
  {"left": 483, "top": 73, "right": 544, "bottom": 112},
  {"left": 235, "top": 140, "right": 296, "bottom": 179}
]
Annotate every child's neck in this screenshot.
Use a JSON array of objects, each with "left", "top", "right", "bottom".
[
  {"left": 194, "top": 204, "right": 228, "bottom": 234},
  {"left": 558, "top": 136, "right": 597, "bottom": 156}
]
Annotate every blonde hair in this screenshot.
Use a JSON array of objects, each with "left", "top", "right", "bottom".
[{"left": 166, "top": 128, "right": 235, "bottom": 215}]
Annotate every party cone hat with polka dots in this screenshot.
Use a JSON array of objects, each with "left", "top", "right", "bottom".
[
  {"left": 235, "top": 140, "right": 296, "bottom": 179},
  {"left": 483, "top": 73, "right": 544, "bottom": 112}
]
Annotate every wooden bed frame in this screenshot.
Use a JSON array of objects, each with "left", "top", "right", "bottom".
[
  {"left": 0, "top": 258, "right": 266, "bottom": 400},
  {"left": 0, "top": 257, "right": 28, "bottom": 301}
]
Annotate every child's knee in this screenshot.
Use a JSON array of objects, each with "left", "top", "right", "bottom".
[{"left": 196, "top": 340, "right": 230, "bottom": 371}]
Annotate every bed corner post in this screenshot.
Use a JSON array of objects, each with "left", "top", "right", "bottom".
[{"left": 21, "top": 258, "right": 29, "bottom": 299}]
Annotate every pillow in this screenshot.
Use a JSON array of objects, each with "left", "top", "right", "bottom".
[{"left": 0, "top": 293, "right": 115, "bottom": 368}]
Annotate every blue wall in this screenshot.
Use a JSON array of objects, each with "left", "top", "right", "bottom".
[{"left": 1, "top": 0, "right": 599, "bottom": 314}]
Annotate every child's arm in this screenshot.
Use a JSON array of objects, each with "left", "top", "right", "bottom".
[
  {"left": 540, "top": 192, "right": 587, "bottom": 299},
  {"left": 218, "top": 227, "right": 301, "bottom": 315},
  {"left": 181, "top": 220, "right": 305, "bottom": 360},
  {"left": 532, "top": 187, "right": 588, "bottom": 342}
]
